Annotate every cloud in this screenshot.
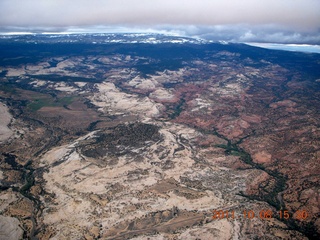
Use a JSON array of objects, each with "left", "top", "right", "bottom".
[
  {"left": 175, "top": 25, "right": 320, "bottom": 44},
  {"left": 0, "top": 0, "right": 319, "bottom": 43}
]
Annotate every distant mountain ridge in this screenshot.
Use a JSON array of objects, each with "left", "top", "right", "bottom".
[
  {"left": 0, "top": 33, "right": 208, "bottom": 44},
  {"left": 1, "top": 33, "right": 319, "bottom": 79}
]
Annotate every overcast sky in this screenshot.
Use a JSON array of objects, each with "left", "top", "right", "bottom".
[{"left": 0, "top": 0, "right": 319, "bottom": 44}]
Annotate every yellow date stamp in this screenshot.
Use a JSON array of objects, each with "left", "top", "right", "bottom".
[{"left": 212, "top": 209, "right": 308, "bottom": 220}]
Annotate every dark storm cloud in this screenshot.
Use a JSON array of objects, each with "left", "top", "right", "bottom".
[{"left": 0, "top": 0, "right": 319, "bottom": 43}]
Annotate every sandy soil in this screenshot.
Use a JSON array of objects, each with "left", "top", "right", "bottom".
[
  {"left": 90, "top": 82, "right": 163, "bottom": 117},
  {"left": 0, "top": 215, "right": 24, "bottom": 240},
  {"left": 39, "top": 121, "right": 251, "bottom": 239},
  {"left": 0, "top": 102, "right": 14, "bottom": 143}
]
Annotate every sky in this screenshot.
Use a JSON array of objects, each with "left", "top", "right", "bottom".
[{"left": 0, "top": 0, "right": 320, "bottom": 44}]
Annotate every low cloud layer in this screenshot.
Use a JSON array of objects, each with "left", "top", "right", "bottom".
[{"left": 0, "top": 0, "right": 319, "bottom": 43}]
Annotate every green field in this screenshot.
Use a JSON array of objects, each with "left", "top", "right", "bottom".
[{"left": 27, "top": 96, "right": 74, "bottom": 111}]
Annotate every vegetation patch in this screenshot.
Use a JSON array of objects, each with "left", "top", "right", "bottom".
[{"left": 27, "top": 96, "right": 75, "bottom": 111}]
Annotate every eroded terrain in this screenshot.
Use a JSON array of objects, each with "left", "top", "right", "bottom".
[{"left": 0, "top": 34, "right": 319, "bottom": 239}]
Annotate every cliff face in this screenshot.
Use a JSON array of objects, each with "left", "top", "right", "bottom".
[{"left": 0, "top": 35, "right": 319, "bottom": 239}]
